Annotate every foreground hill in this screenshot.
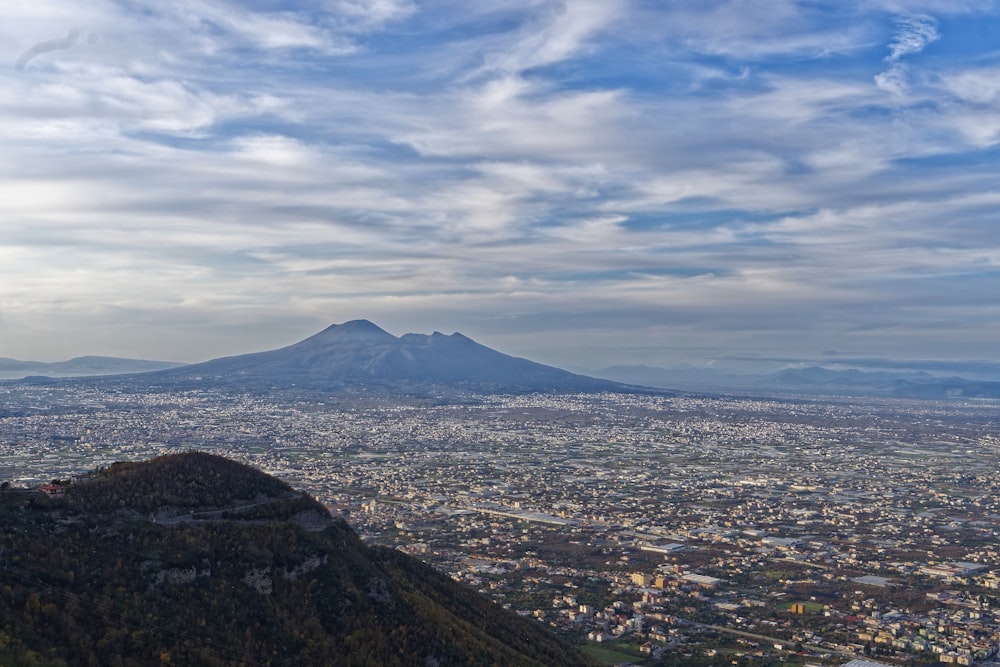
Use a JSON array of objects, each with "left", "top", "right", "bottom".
[
  {"left": 143, "top": 320, "right": 631, "bottom": 395},
  {"left": 0, "top": 453, "right": 595, "bottom": 667}
]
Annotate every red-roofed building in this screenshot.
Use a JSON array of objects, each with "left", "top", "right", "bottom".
[{"left": 38, "top": 484, "right": 66, "bottom": 497}]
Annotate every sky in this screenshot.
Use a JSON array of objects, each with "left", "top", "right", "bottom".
[{"left": 3, "top": 0, "right": 1000, "bottom": 375}]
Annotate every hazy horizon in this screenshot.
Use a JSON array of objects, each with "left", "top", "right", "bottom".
[{"left": 5, "top": 318, "right": 1000, "bottom": 386}]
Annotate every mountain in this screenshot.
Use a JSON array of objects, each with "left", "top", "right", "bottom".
[
  {"left": 591, "top": 363, "right": 1000, "bottom": 399},
  {"left": 890, "top": 378, "right": 1000, "bottom": 399},
  {"left": 756, "top": 367, "right": 1000, "bottom": 398},
  {"left": 145, "top": 320, "right": 632, "bottom": 395},
  {"left": 0, "top": 355, "right": 183, "bottom": 380},
  {"left": 0, "top": 452, "right": 595, "bottom": 667}
]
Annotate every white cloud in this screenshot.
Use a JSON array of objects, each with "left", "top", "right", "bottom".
[
  {"left": 941, "top": 66, "right": 1000, "bottom": 104},
  {"left": 325, "top": 0, "right": 417, "bottom": 31},
  {"left": 629, "top": 0, "right": 869, "bottom": 61},
  {"left": 875, "top": 13, "right": 939, "bottom": 95},
  {"left": 480, "top": 0, "right": 625, "bottom": 75},
  {"left": 949, "top": 109, "right": 1000, "bottom": 147},
  {"left": 875, "top": 62, "right": 909, "bottom": 95},
  {"left": 874, "top": 0, "right": 995, "bottom": 15},
  {"left": 3, "top": 1, "right": 1000, "bottom": 367},
  {"left": 884, "top": 13, "right": 939, "bottom": 62},
  {"left": 162, "top": 0, "right": 355, "bottom": 53}
]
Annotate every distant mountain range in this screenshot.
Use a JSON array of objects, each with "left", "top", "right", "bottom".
[
  {"left": 0, "top": 355, "right": 183, "bottom": 380},
  {"left": 9, "top": 324, "right": 999, "bottom": 399},
  {"left": 592, "top": 364, "right": 1000, "bottom": 399},
  {"left": 109, "top": 320, "right": 635, "bottom": 395}
]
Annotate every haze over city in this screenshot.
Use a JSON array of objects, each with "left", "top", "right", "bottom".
[{"left": 4, "top": 1, "right": 1000, "bottom": 376}]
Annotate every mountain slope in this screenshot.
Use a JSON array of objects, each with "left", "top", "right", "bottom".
[
  {"left": 0, "top": 453, "right": 595, "bottom": 667},
  {"left": 148, "top": 320, "right": 630, "bottom": 394}
]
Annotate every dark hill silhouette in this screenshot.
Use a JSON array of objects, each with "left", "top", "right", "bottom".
[
  {"left": 150, "top": 320, "right": 631, "bottom": 394},
  {"left": 0, "top": 453, "right": 596, "bottom": 666}
]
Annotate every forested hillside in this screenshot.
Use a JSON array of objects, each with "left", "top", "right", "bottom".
[{"left": 0, "top": 453, "right": 594, "bottom": 667}]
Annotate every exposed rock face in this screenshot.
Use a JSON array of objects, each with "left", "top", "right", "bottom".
[{"left": 241, "top": 556, "right": 327, "bottom": 595}]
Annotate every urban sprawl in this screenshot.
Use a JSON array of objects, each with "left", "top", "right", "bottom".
[{"left": 1, "top": 383, "right": 998, "bottom": 666}]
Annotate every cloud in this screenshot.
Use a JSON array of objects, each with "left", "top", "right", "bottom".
[
  {"left": 325, "top": 0, "right": 417, "bottom": 32},
  {"left": 874, "top": 0, "right": 995, "bottom": 15},
  {"left": 478, "top": 0, "right": 626, "bottom": 75},
  {"left": 885, "top": 13, "right": 940, "bottom": 63},
  {"left": 874, "top": 62, "right": 909, "bottom": 95},
  {"left": 3, "top": 1, "right": 1000, "bottom": 368},
  {"left": 627, "top": 0, "right": 869, "bottom": 61},
  {"left": 941, "top": 66, "right": 1000, "bottom": 104},
  {"left": 875, "top": 13, "right": 940, "bottom": 95}
]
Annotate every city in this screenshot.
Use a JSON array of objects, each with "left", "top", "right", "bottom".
[{"left": 2, "top": 382, "right": 997, "bottom": 666}]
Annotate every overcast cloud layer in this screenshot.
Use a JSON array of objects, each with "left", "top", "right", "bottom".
[{"left": 3, "top": 0, "right": 1000, "bottom": 372}]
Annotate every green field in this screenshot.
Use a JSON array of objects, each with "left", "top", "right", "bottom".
[{"left": 581, "top": 641, "right": 647, "bottom": 665}]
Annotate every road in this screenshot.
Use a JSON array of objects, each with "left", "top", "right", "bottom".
[{"left": 676, "top": 617, "right": 860, "bottom": 661}]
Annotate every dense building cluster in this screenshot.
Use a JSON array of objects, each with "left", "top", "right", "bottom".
[{"left": 1, "top": 383, "right": 998, "bottom": 666}]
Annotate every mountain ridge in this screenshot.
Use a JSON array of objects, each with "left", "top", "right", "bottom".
[
  {"left": 0, "top": 355, "right": 183, "bottom": 380},
  {"left": 592, "top": 363, "right": 1000, "bottom": 399}
]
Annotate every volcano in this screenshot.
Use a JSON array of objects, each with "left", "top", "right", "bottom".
[{"left": 147, "top": 320, "right": 633, "bottom": 395}]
